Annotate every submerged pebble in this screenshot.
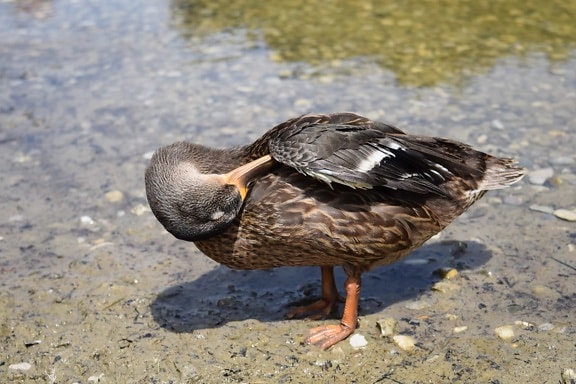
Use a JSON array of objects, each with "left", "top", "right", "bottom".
[
  {"left": 549, "top": 156, "right": 574, "bottom": 165},
  {"left": 491, "top": 119, "right": 504, "bottom": 130},
  {"left": 131, "top": 204, "right": 150, "bottom": 216},
  {"left": 547, "top": 176, "right": 564, "bottom": 187},
  {"left": 503, "top": 195, "right": 524, "bottom": 205},
  {"left": 529, "top": 204, "right": 554, "bottom": 214},
  {"left": 80, "top": 215, "right": 95, "bottom": 225},
  {"left": 105, "top": 190, "right": 124, "bottom": 203},
  {"left": 528, "top": 168, "right": 554, "bottom": 185},
  {"left": 9, "top": 214, "right": 24, "bottom": 222},
  {"left": 553, "top": 209, "right": 576, "bottom": 222}
]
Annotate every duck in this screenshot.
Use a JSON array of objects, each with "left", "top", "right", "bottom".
[{"left": 145, "top": 112, "right": 524, "bottom": 350}]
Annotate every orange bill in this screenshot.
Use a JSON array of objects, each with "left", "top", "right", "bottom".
[{"left": 224, "top": 155, "right": 275, "bottom": 200}]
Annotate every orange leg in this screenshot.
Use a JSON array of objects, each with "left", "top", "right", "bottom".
[
  {"left": 306, "top": 272, "right": 361, "bottom": 350},
  {"left": 286, "top": 266, "right": 343, "bottom": 320}
]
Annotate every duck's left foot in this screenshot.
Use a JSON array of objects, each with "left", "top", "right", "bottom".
[
  {"left": 285, "top": 266, "right": 342, "bottom": 320},
  {"left": 306, "top": 323, "right": 354, "bottom": 350}
]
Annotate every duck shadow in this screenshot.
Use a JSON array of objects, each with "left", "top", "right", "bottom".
[{"left": 150, "top": 240, "right": 491, "bottom": 333}]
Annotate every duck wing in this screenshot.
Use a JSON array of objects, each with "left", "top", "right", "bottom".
[{"left": 267, "top": 113, "right": 520, "bottom": 195}]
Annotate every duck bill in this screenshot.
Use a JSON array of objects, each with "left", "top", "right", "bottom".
[{"left": 224, "top": 155, "right": 275, "bottom": 200}]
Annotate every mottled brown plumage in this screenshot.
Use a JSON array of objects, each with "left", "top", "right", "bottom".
[{"left": 145, "top": 113, "right": 524, "bottom": 349}]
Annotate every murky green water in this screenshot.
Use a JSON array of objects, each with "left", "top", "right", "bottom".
[
  {"left": 172, "top": 0, "right": 576, "bottom": 86},
  {"left": 1, "top": 0, "right": 575, "bottom": 383}
]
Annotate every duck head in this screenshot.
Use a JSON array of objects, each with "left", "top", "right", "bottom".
[{"left": 145, "top": 142, "right": 271, "bottom": 241}]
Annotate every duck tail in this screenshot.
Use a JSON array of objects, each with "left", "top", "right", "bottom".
[{"left": 478, "top": 157, "right": 525, "bottom": 190}]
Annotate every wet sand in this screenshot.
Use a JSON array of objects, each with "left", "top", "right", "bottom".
[{"left": 1, "top": 1, "right": 575, "bottom": 383}]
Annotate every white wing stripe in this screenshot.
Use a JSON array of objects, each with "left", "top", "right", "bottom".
[{"left": 355, "top": 149, "right": 393, "bottom": 172}]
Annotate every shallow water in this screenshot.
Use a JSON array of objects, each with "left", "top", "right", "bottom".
[{"left": 1, "top": 0, "right": 575, "bottom": 383}]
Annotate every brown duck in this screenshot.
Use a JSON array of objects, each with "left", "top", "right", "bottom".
[{"left": 145, "top": 113, "right": 524, "bottom": 350}]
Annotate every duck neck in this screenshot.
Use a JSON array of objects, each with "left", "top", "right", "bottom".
[{"left": 190, "top": 145, "right": 248, "bottom": 175}]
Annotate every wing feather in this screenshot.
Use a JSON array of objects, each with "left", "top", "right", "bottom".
[{"left": 265, "top": 113, "right": 521, "bottom": 195}]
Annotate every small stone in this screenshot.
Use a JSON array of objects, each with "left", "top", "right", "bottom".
[
  {"left": 349, "top": 333, "right": 368, "bottom": 349},
  {"left": 553, "top": 209, "right": 576, "bottom": 222},
  {"left": 528, "top": 168, "right": 554, "bottom": 185},
  {"left": 405, "top": 300, "right": 430, "bottom": 310},
  {"left": 293, "top": 98, "right": 312, "bottom": 109},
  {"left": 476, "top": 134, "right": 487, "bottom": 144},
  {"left": 313, "top": 359, "right": 332, "bottom": 368},
  {"left": 561, "top": 368, "right": 576, "bottom": 383},
  {"left": 80, "top": 215, "right": 95, "bottom": 225},
  {"left": 503, "top": 195, "right": 523, "bottom": 205},
  {"left": 495, "top": 325, "right": 515, "bottom": 340},
  {"left": 318, "top": 75, "right": 334, "bottom": 84},
  {"left": 436, "top": 267, "right": 458, "bottom": 279},
  {"left": 514, "top": 320, "right": 534, "bottom": 329},
  {"left": 9, "top": 362, "right": 32, "bottom": 371},
  {"left": 449, "top": 241, "right": 468, "bottom": 255},
  {"left": 548, "top": 176, "right": 564, "bottom": 187},
  {"left": 392, "top": 335, "right": 416, "bottom": 351},
  {"left": 376, "top": 317, "right": 397, "bottom": 337},
  {"left": 278, "top": 69, "right": 293, "bottom": 78},
  {"left": 529, "top": 204, "right": 554, "bottom": 214},
  {"left": 88, "top": 374, "right": 104, "bottom": 383},
  {"left": 9, "top": 214, "right": 24, "bottom": 222},
  {"left": 453, "top": 326, "right": 468, "bottom": 333},
  {"left": 487, "top": 197, "right": 503, "bottom": 204},
  {"left": 105, "top": 190, "right": 124, "bottom": 203},
  {"left": 549, "top": 156, "right": 574, "bottom": 165},
  {"left": 131, "top": 204, "right": 150, "bottom": 216},
  {"left": 432, "top": 281, "right": 459, "bottom": 293},
  {"left": 491, "top": 119, "right": 505, "bottom": 130},
  {"left": 537, "top": 323, "right": 555, "bottom": 332},
  {"left": 23, "top": 339, "right": 42, "bottom": 347},
  {"left": 531, "top": 285, "right": 554, "bottom": 297},
  {"left": 14, "top": 153, "right": 32, "bottom": 163},
  {"left": 476, "top": 269, "right": 493, "bottom": 277}
]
